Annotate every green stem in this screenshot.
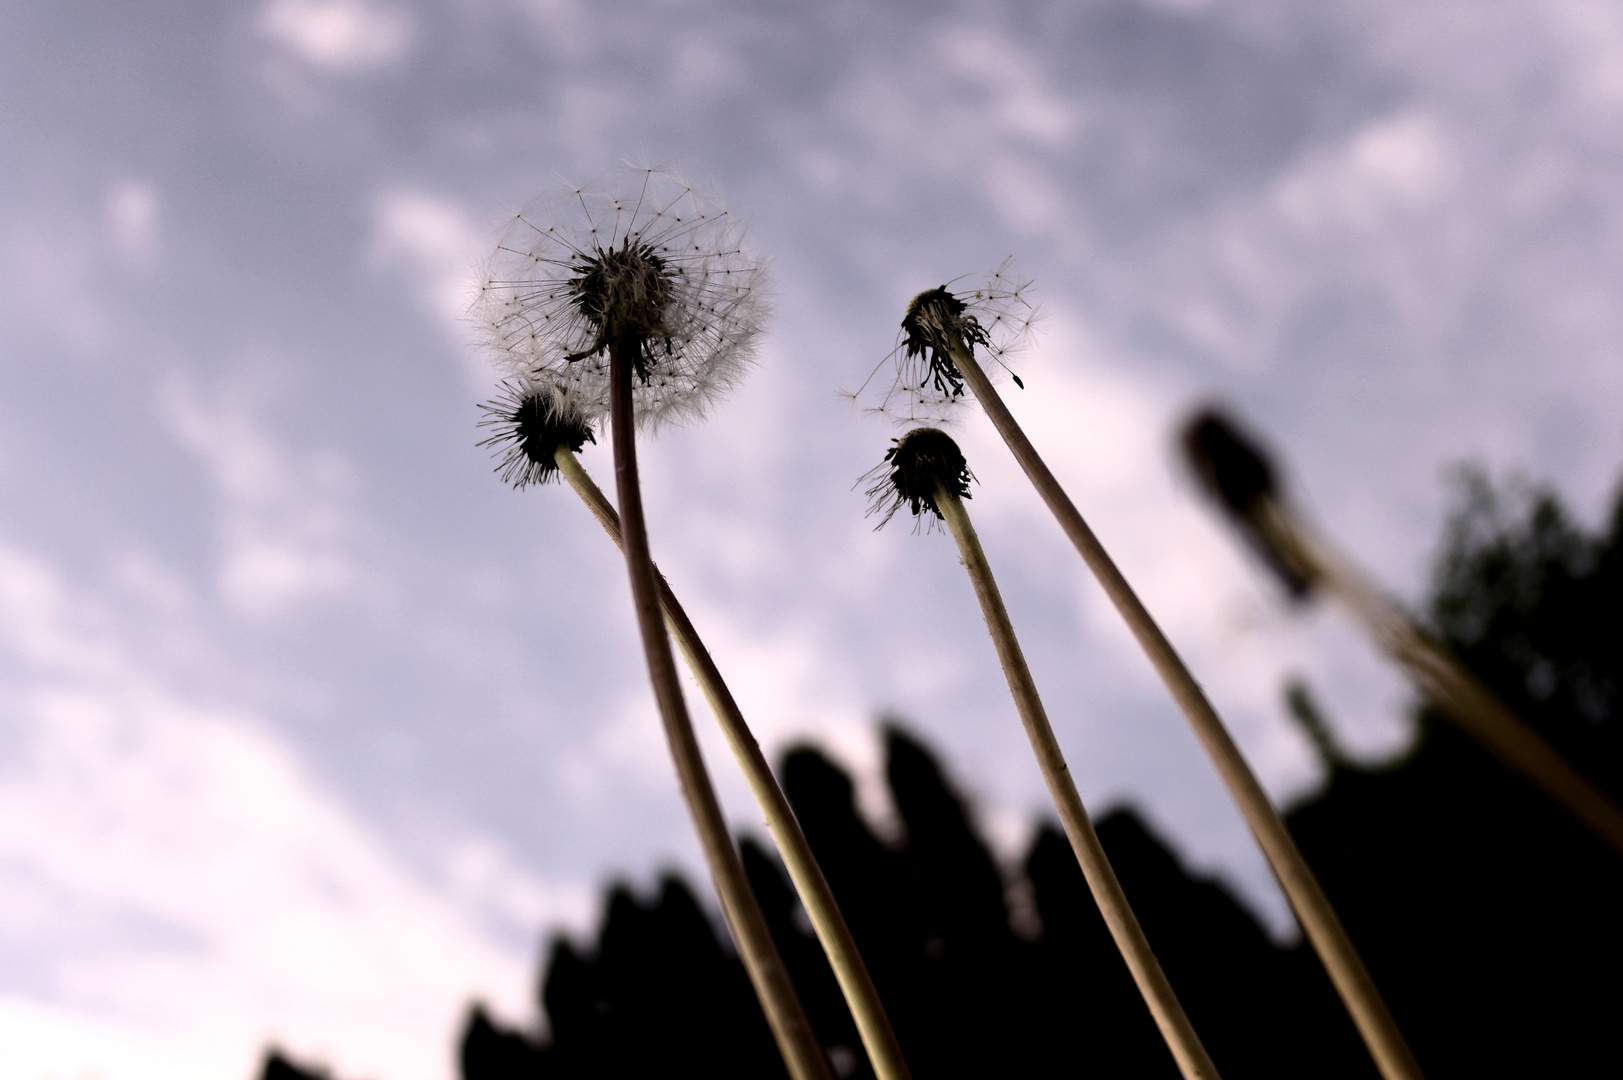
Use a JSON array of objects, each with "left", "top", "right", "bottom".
[
  {"left": 607, "top": 339, "right": 832, "bottom": 1080},
  {"left": 944, "top": 339, "right": 1424, "bottom": 1080},
  {"left": 556, "top": 445, "right": 912, "bottom": 1080},
  {"left": 934, "top": 482, "right": 1219, "bottom": 1080}
]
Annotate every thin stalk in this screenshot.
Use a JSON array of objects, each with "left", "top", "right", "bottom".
[
  {"left": 944, "top": 341, "right": 1424, "bottom": 1080},
  {"left": 934, "top": 481, "right": 1220, "bottom": 1080},
  {"left": 1253, "top": 498, "right": 1623, "bottom": 857},
  {"left": 556, "top": 446, "right": 913, "bottom": 1080},
  {"left": 608, "top": 339, "right": 833, "bottom": 1080}
]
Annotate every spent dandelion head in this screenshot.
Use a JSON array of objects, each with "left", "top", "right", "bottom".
[
  {"left": 477, "top": 379, "right": 596, "bottom": 489},
  {"left": 855, "top": 260, "right": 1037, "bottom": 426},
  {"left": 864, "top": 427, "right": 974, "bottom": 531},
  {"left": 472, "top": 167, "right": 768, "bottom": 430}
]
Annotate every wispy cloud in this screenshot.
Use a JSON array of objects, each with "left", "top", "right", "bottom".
[
  {"left": 0, "top": 541, "right": 533, "bottom": 1080},
  {"left": 162, "top": 376, "right": 362, "bottom": 621},
  {"left": 258, "top": 0, "right": 414, "bottom": 74}
]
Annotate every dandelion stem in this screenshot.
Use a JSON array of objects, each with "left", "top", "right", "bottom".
[
  {"left": 1255, "top": 498, "right": 1623, "bottom": 857},
  {"left": 942, "top": 339, "right": 1424, "bottom": 1080},
  {"left": 607, "top": 337, "right": 833, "bottom": 1080},
  {"left": 932, "top": 479, "right": 1220, "bottom": 1080},
  {"left": 555, "top": 444, "right": 913, "bottom": 1080}
]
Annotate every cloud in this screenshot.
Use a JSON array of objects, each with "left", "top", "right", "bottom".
[
  {"left": 258, "top": 0, "right": 415, "bottom": 74},
  {"left": 0, "top": 542, "right": 535, "bottom": 1080},
  {"left": 105, "top": 181, "right": 160, "bottom": 269},
  {"left": 370, "top": 190, "right": 489, "bottom": 387},
  {"left": 162, "top": 375, "right": 361, "bottom": 620}
]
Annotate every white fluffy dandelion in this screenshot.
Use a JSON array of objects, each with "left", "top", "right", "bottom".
[
  {"left": 469, "top": 170, "right": 840, "bottom": 1080},
  {"left": 856, "top": 260, "right": 1037, "bottom": 426},
  {"left": 473, "top": 168, "right": 768, "bottom": 430},
  {"left": 476, "top": 369, "right": 912, "bottom": 1080}
]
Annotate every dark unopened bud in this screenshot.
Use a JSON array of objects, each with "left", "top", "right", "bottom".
[
  {"left": 1179, "top": 407, "right": 1319, "bottom": 597},
  {"left": 865, "top": 427, "right": 974, "bottom": 530},
  {"left": 477, "top": 381, "right": 596, "bottom": 489},
  {"left": 1181, "top": 408, "right": 1277, "bottom": 518}
]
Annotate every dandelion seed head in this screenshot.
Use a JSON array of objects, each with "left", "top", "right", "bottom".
[
  {"left": 860, "top": 259, "right": 1038, "bottom": 427},
  {"left": 471, "top": 167, "right": 768, "bottom": 431},
  {"left": 863, "top": 427, "right": 975, "bottom": 532},
  {"left": 477, "top": 380, "right": 596, "bottom": 489}
]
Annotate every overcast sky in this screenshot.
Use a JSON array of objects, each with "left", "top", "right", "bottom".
[{"left": 3, "top": 1, "right": 1623, "bottom": 1078}]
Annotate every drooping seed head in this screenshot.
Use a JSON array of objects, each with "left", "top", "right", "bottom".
[
  {"left": 472, "top": 167, "right": 768, "bottom": 430},
  {"left": 477, "top": 380, "right": 596, "bottom": 489},
  {"left": 899, "top": 287, "right": 991, "bottom": 404},
  {"left": 865, "top": 427, "right": 975, "bottom": 531},
  {"left": 858, "top": 260, "right": 1037, "bottom": 426}
]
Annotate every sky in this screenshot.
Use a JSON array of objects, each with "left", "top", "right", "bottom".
[{"left": 3, "top": 0, "right": 1623, "bottom": 1077}]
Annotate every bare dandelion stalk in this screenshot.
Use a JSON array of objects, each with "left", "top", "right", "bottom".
[
  {"left": 485, "top": 379, "right": 910, "bottom": 1079},
  {"left": 869, "top": 429, "right": 1219, "bottom": 1080},
  {"left": 892, "top": 286, "right": 1424, "bottom": 1080},
  {"left": 473, "top": 171, "right": 831, "bottom": 1080},
  {"left": 551, "top": 443, "right": 912, "bottom": 1080},
  {"left": 604, "top": 340, "right": 831, "bottom": 1080},
  {"left": 1183, "top": 410, "right": 1623, "bottom": 858}
]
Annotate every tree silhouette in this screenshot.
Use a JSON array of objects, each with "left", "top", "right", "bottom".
[
  {"left": 264, "top": 468, "right": 1623, "bottom": 1080},
  {"left": 1285, "top": 470, "right": 1623, "bottom": 1077}
]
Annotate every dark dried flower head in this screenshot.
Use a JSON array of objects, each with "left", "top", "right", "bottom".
[
  {"left": 1180, "top": 408, "right": 1278, "bottom": 519},
  {"left": 865, "top": 427, "right": 975, "bottom": 530},
  {"left": 477, "top": 381, "right": 596, "bottom": 489},
  {"left": 472, "top": 167, "right": 768, "bottom": 431},
  {"left": 900, "top": 287, "right": 992, "bottom": 403},
  {"left": 855, "top": 260, "right": 1037, "bottom": 426}
]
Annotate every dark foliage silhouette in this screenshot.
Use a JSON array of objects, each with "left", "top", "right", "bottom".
[
  {"left": 264, "top": 469, "right": 1623, "bottom": 1080},
  {"left": 258, "top": 1051, "right": 329, "bottom": 1080},
  {"left": 1428, "top": 469, "right": 1623, "bottom": 802},
  {"left": 454, "top": 726, "right": 1386, "bottom": 1078},
  {"left": 1285, "top": 471, "right": 1623, "bottom": 1077}
]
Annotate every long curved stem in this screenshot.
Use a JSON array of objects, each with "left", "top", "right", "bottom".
[
  {"left": 934, "top": 482, "right": 1220, "bottom": 1080},
  {"left": 1253, "top": 499, "right": 1623, "bottom": 857},
  {"left": 556, "top": 446, "right": 912, "bottom": 1080},
  {"left": 945, "top": 341, "right": 1424, "bottom": 1080},
  {"left": 607, "top": 340, "right": 832, "bottom": 1080}
]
